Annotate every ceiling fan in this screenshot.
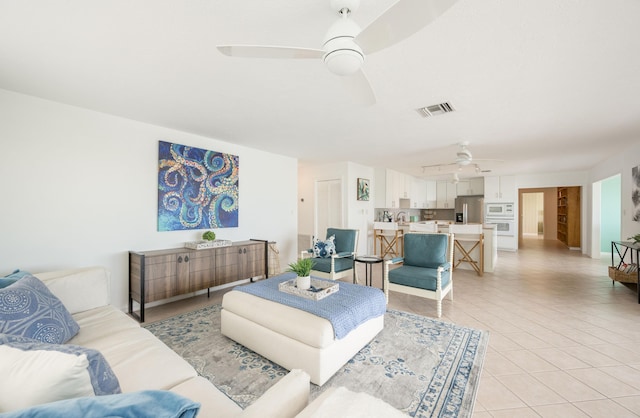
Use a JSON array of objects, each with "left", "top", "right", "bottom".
[
  {"left": 216, "top": 0, "right": 458, "bottom": 105},
  {"left": 422, "top": 142, "right": 502, "bottom": 173}
]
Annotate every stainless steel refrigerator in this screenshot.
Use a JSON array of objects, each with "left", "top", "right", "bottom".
[{"left": 454, "top": 196, "right": 484, "bottom": 224}]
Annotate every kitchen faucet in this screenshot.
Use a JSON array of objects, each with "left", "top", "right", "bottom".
[{"left": 396, "top": 211, "right": 407, "bottom": 223}]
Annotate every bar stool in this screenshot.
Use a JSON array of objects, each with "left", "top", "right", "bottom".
[
  {"left": 373, "top": 222, "right": 404, "bottom": 259},
  {"left": 449, "top": 224, "right": 484, "bottom": 276}
]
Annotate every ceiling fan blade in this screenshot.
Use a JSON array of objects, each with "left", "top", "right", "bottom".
[
  {"left": 217, "top": 45, "right": 324, "bottom": 59},
  {"left": 422, "top": 163, "right": 457, "bottom": 170},
  {"left": 339, "top": 69, "right": 376, "bottom": 106},
  {"left": 356, "top": 0, "right": 459, "bottom": 55},
  {"left": 473, "top": 158, "right": 504, "bottom": 163}
]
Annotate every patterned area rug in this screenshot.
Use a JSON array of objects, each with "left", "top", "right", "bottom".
[{"left": 145, "top": 305, "right": 488, "bottom": 417}]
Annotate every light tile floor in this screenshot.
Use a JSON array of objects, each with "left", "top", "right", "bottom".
[{"left": 143, "top": 238, "right": 640, "bottom": 417}]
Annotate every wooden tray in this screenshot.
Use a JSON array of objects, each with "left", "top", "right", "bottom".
[
  {"left": 184, "top": 240, "right": 232, "bottom": 250},
  {"left": 278, "top": 278, "right": 339, "bottom": 301}
]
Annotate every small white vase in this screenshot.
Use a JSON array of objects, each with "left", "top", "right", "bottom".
[{"left": 296, "top": 275, "right": 311, "bottom": 290}]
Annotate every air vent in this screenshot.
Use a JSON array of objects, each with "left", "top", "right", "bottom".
[{"left": 416, "top": 102, "right": 455, "bottom": 118}]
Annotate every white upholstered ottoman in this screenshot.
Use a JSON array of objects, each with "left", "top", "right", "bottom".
[{"left": 221, "top": 274, "right": 386, "bottom": 386}]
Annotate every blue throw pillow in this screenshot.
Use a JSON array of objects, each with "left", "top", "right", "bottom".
[
  {"left": 0, "top": 334, "right": 121, "bottom": 397},
  {"left": 313, "top": 235, "right": 336, "bottom": 258},
  {"left": 0, "top": 270, "right": 32, "bottom": 289},
  {"left": 0, "top": 274, "right": 80, "bottom": 344}
]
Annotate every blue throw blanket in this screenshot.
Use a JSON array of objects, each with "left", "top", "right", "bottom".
[
  {"left": 2, "top": 390, "right": 200, "bottom": 418},
  {"left": 234, "top": 272, "right": 386, "bottom": 339}
]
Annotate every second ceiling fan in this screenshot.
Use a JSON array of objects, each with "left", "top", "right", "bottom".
[
  {"left": 217, "top": 0, "right": 459, "bottom": 105},
  {"left": 422, "top": 142, "right": 502, "bottom": 174}
]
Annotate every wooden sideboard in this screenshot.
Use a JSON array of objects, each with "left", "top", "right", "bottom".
[{"left": 129, "top": 239, "right": 269, "bottom": 322}]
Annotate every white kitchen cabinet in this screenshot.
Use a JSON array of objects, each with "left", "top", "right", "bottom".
[
  {"left": 385, "top": 170, "right": 397, "bottom": 208},
  {"left": 425, "top": 180, "right": 437, "bottom": 208},
  {"left": 456, "top": 180, "right": 469, "bottom": 196},
  {"left": 456, "top": 177, "right": 484, "bottom": 196},
  {"left": 436, "top": 181, "right": 456, "bottom": 208},
  {"left": 409, "top": 178, "right": 427, "bottom": 208},
  {"left": 396, "top": 171, "right": 410, "bottom": 199},
  {"left": 378, "top": 169, "right": 411, "bottom": 208},
  {"left": 386, "top": 169, "right": 406, "bottom": 207},
  {"left": 484, "top": 176, "right": 516, "bottom": 202},
  {"left": 483, "top": 176, "right": 498, "bottom": 200}
]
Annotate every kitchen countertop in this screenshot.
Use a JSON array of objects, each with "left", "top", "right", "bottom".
[
  {"left": 438, "top": 223, "right": 496, "bottom": 229},
  {"left": 377, "top": 221, "right": 496, "bottom": 229}
]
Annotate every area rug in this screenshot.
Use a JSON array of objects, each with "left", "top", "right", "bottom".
[{"left": 144, "top": 305, "right": 488, "bottom": 417}]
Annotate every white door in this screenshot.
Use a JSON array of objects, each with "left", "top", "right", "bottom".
[{"left": 315, "top": 179, "right": 342, "bottom": 239}]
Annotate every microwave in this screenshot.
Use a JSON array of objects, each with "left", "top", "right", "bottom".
[{"left": 485, "top": 202, "right": 514, "bottom": 218}]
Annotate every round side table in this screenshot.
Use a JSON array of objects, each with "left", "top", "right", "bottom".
[{"left": 353, "top": 255, "right": 384, "bottom": 291}]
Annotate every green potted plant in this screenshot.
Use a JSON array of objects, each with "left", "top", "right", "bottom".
[
  {"left": 628, "top": 234, "right": 640, "bottom": 244},
  {"left": 202, "top": 231, "right": 216, "bottom": 241},
  {"left": 287, "top": 258, "right": 315, "bottom": 290}
]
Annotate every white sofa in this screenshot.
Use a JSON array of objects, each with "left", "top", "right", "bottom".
[{"left": 33, "top": 266, "right": 311, "bottom": 418}]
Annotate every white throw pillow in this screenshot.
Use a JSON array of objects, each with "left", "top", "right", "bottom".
[{"left": 0, "top": 345, "right": 95, "bottom": 412}]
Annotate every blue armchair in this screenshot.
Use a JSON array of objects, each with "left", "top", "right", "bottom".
[
  {"left": 301, "top": 228, "right": 359, "bottom": 281},
  {"left": 383, "top": 232, "right": 454, "bottom": 318}
]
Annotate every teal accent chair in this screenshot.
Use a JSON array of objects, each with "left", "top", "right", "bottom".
[
  {"left": 301, "top": 228, "right": 359, "bottom": 281},
  {"left": 383, "top": 232, "right": 454, "bottom": 317}
]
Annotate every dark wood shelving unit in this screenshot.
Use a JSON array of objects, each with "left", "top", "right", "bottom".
[{"left": 557, "top": 186, "right": 581, "bottom": 249}]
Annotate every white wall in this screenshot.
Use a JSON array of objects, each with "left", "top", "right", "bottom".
[
  {"left": 298, "top": 161, "right": 347, "bottom": 238},
  {"left": 515, "top": 171, "right": 589, "bottom": 189},
  {"left": 0, "top": 89, "right": 298, "bottom": 311},
  {"left": 512, "top": 171, "right": 589, "bottom": 253},
  {"left": 346, "top": 162, "right": 376, "bottom": 255},
  {"left": 297, "top": 161, "right": 375, "bottom": 256},
  {"left": 589, "top": 141, "right": 640, "bottom": 246},
  {"left": 511, "top": 142, "right": 640, "bottom": 258}
]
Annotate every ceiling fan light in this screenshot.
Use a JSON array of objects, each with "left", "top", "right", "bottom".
[
  {"left": 323, "top": 17, "right": 363, "bottom": 76},
  {"left": 324, "top": 48, "right": 364, "bottom": 75},
  {"left": 456, "top": 147, "right": 472, "bottom": 165}
]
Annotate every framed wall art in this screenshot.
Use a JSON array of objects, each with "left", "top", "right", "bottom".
[
  {"left": 357, "top": 178, "right": 370, "bottom": 201},
  {"left": 158, "top": 141, "right": 239, "bottom": 231}
]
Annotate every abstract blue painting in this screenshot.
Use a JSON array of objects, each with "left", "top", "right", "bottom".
[{"left": 158, "top": 141, "right": 239, "bottom": 231}]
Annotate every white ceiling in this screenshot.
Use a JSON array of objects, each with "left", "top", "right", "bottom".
[{"left": 1, "top": 0, "right": 639, "bottom": 179}]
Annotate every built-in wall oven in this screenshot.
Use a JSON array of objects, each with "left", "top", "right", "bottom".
[
  {"left": 485, "top": 218, "right": 515, "bottom": 236},
  {"left": 485, "top": 202, "right": 515, "bottom": 236}
]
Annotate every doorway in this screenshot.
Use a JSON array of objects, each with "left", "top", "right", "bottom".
[
  {"left": 518, "top": 188, "right": 558, "bottom": 249},
  {"left": 522, "top": 192, "right": 544, "bottom": 239},
  {"left": 592, "top": 174, "right": 621, "bottom": 257},
  {"left": 315, "top": 179, "right": 343, "bottom": 238}
]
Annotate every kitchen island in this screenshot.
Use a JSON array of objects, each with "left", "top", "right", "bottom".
[{"left": 369, "top": 221, "right": 497, "bottom": 273}]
